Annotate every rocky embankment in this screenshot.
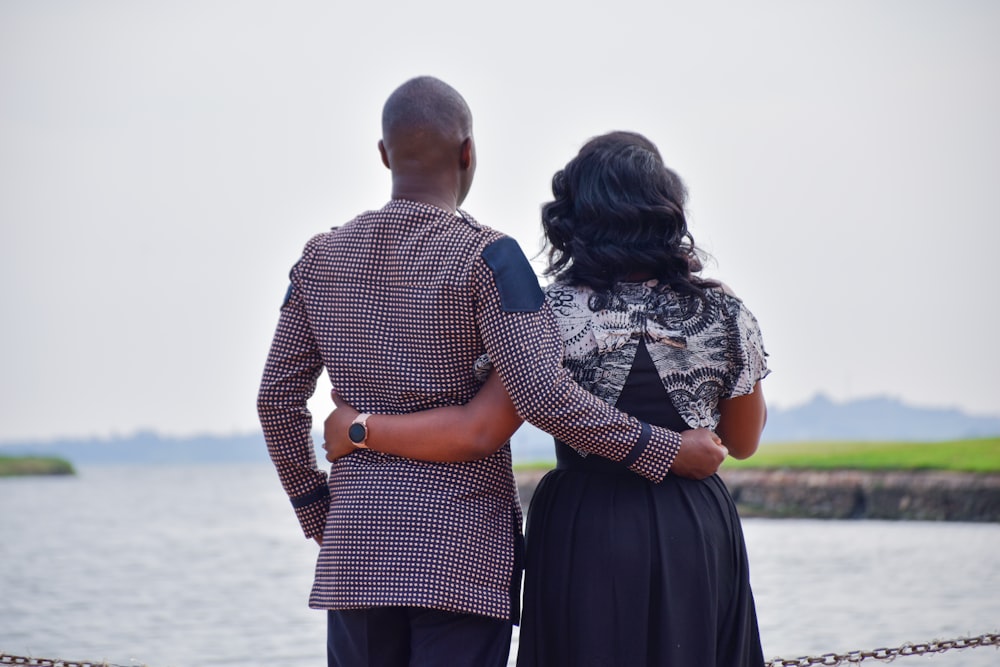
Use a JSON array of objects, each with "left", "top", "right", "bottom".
[{"left": 514, "top": 469, "right": 1000, "bottom": 522}]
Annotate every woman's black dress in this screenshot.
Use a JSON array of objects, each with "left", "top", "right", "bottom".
[{"left": 516, "top": 340, "right": 765, "bottom": 667}]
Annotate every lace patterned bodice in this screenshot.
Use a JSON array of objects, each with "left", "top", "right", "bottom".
[{"left": 545, "top": 280, "right": 769, "bottom": 430}]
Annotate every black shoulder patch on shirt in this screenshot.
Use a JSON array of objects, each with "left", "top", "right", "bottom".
[{"left": 481, "top": 237, "right": 544, "bottom": 313}]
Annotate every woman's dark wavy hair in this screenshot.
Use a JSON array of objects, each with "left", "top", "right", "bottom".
[{"left": 542, "top": 131, "right": 716, "bottom": 299}]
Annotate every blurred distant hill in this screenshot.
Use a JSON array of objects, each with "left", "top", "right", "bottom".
[
  {"left": 759, "top": 394, "right": 1000, "bottom": 442},
  {"left": 0, "top": 431, "right": 279, "bottom": 465},
  {"left": 1, "top": 394, "right": 997, "bottom": 466}
]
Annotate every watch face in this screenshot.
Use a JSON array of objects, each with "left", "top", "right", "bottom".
[{"left": 348, "top": 422, "right": 366, "bottom": 444}]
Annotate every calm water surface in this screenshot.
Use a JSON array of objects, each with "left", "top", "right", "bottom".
[{"left": 1, "top": 465, "right": 997, "bottom": 666}]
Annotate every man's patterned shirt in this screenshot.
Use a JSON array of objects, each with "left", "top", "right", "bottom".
[{"left": 257, "top": 200, "right": 682, "bottom": 620}]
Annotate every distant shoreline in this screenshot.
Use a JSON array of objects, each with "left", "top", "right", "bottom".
[
  {"left": 514, "top": 468, "right": 1000, "bottom": 522},
  {"left": 0, "top": 455, "right": 76, "bottom": 478}
]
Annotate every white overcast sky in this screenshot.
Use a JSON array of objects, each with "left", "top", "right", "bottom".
[{"left": 1, "top": 0, "right": 998, "bottom": 442}]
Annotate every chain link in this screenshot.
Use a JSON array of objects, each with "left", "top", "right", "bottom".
[{"left": 765, "top": 632, "right": 1000, "bottom": 667}]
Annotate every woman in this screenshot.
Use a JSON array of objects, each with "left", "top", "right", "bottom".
[{"left": 324, "top": 131, "right": 769, "bottom": 666}]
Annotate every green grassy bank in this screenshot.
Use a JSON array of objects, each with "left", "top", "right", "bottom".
[
  {"left": 0, "top": 455, "right": 76, "bottom": 477},
  {"left": 515, "top": 437, "right": 1000, "bottom": 474},
  {"left": 722, "top": 437, "right": 999, "bottom": 473}
]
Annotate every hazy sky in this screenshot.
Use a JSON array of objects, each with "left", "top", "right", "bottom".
[{"left": 1, "top": 0, "right": 998, "bottom": 442}]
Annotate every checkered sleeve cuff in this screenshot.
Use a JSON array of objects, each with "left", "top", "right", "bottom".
[
  {"left": 290, "top": 484, "right": 330, "bottom": 539},
  {"left": 627, "top": 425, "right": 682, "bottom": 483}
]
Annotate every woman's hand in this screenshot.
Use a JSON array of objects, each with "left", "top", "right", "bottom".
[{"left": 322, "top": 392, "right": 360, "bottom": 462}]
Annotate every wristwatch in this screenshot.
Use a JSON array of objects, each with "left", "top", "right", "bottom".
[{"left": 348, "top": 413, "right": 372, "bottom": 448}]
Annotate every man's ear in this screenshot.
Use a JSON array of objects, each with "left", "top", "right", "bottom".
[
  {"left": 378, "top": 140, "right": 390, "bottom": 169},
  {"left": 460, "top": 137, "right": 474, "bottom": 170}
]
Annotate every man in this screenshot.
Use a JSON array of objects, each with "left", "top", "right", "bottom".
[{"left": 257, "top": 76, "right": 725, "bottom": 667}]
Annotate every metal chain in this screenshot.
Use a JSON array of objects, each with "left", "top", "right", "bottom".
[
  {"left": 766, "top": 632, "right": 1000, "bottom": 666},
  {"left": 5, "top": 633, "right": 998, "bottom": 667},
  {"left": 0, "top": 656, "right": 133, "bottom": 667}
]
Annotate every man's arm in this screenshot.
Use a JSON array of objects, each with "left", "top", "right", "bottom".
[
  {"left": 257, "top": 247, "right": 329, "bottom": 540},
  {"left": 474, "top": 237, "right": 723, "bottom": 483}
]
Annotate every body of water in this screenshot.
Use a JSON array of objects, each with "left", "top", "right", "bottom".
[{"left": 2, "top": 464, "right": 997, "bottom": 666}]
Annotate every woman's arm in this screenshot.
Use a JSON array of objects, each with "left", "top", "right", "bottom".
[
  {"left": 715, "top": 381, "right": 767, "bottom": 460},
  {"left": 322, "top": 370, "right": 524, "bottom": 463}
]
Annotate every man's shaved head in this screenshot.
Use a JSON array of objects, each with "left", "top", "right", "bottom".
[
  {"left": 382, "top": 76, "right": 473, "bottom": 144},
  {"left": 378, "top": 76, "right": 477, "bottom": 211}
]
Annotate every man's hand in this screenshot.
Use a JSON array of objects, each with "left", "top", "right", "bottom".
[
  {"left": 322, "top": 392, "right": 361, "bottom": 462},
  {"left": 670, "top": 428, "right": 728, "bottom": 480}
]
